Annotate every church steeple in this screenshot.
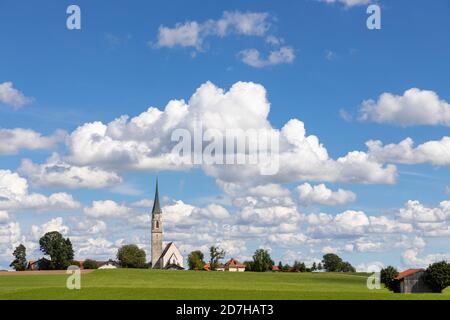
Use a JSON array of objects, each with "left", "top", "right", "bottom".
[
  {"left": 151, "top": 178, "right": 163, "bottom": 268},
  {"left": 152, "top": 178, "right": 162, "bottom": 215}
]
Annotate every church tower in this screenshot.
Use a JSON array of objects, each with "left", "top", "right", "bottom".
[{"left": 151, "top": 178, "right": 163, "bottom": 268}]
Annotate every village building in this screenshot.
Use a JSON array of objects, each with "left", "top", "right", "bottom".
[
  {"left": 224, "top": 258, "right": 246, "bottom": 272},
  {"left": 394, "top": 269, "right": 438, "bottom": 294},
  {"left": 150, "top": 180, "right": 184, "bottom": 270}
]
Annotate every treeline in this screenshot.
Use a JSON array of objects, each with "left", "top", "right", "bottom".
[
  {"left": 188, "top": 247, "right": 356, "bottom": 273},
  {"left": 10, "top": 232, "right": 149, "bottom": 271}
]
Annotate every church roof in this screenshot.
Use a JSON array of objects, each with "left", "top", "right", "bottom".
[{"left": 152, "top": 178, "right": 162, "bottom": 215}]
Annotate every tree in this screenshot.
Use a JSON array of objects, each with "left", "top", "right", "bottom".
[
  {"left": 83, "top": 259, "right": 98, "bottom": 270},
  {"left": 312, "top": 262, "right": 317, "bottom": 271},
  {"left": 188, "top": 251, "right": 205, "bottom": 270},
  {"left": 293, "top": 261, "right": 306, "bottom": 272},
  {"left": 243, "top": 261, "right": 253, "bottom": 272},
  {"left": 380, "top": 266, "right": 399, "bottom": 292},
  {"left": 278, "top": 261, "right": 283, "bottom": 270},
  {"left": 281, "top": 264, "right": 291, "bottom": 272},
  {"left": 209, "top": 246, "right": 225, "bottom": 271},
  {"left": 117, "top": 244, "right": 146, "bottom": 268},
  {"left": 39, "top": 231, "right": 74, "bottom": 270},
  {"left": 322, "top": 254, "right": 343, "bottom": 272},
  {"left": 340, "top": 261, "right": 356, "bottom": 273},
  {"left": 322, "top": 254, "right": 355, "bottom": 272},
  {"left": 251, "top": 249, "right": 274, "bottom": 272},
  {"left": 10, "top": 244, "right": 27, "bottom": 271},
  {"left": 317, "top": 263, "right": 323, "bottom": 271},
  {"left": 425, "top": 261, "right": 450, "bottom": 293}
]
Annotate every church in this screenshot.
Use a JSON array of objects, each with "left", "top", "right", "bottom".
[{"left": 150, "top": 179, "right": 184, "bottom": 270}]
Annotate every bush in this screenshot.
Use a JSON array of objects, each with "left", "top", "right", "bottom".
[
  {"left": 380, "top": 266, "right": 399, "bottom": 292},
  {"left": 84, "top": 259, "right": 98, "bottom": 270},
  {"left": 188, "top": 251, "right": 205, "bottom": 270},
  {"left": 425, "top": 261, "right": 450, "bottom": 293}
]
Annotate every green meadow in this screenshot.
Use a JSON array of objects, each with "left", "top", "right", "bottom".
[{"left": 0, "top": 269, "right": 449, "bottom": 300}]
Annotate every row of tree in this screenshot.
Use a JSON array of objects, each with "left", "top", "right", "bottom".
[
  {"left": 381, "top": 261, "right": 450, "bottom": 293},
  {"left": 187, "top": 248, "right": 355, "bottom": 273},
  {"left": 11, "top": 232, "right": 76, "bottom": 271},
  {"left": 10, "top": 232, "right": 149, "bottom": 271}
]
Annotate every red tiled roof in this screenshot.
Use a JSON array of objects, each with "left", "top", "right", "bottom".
[
  {"left": 225, "top": 258, "right": 245, "bottom": 268},
  {"left": 272, "top": 266, "right": 280, "bottom": 271},
  {"left": 395, "top": 269, "right": 423, "bottom": 280}
]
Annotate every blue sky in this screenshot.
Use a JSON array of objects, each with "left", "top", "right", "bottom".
[{"left": 1, "top": 0, "right": 450, "bottom": 270}]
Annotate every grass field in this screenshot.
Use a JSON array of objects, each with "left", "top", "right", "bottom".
[{"left": 0, "top": 269, "right": 449, "bottom": 300}]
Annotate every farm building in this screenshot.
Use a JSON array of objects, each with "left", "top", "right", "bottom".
[
  {"left": 203, "top": 259, "right": 246, "bottom": 272},
  {"left": 224, "top": 259, "right": 246, "bottom": 272},
  {"left": 394, "top": 269, "right": 439, "bottom": 294}
]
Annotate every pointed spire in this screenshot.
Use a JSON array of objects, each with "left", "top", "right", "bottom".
[{"left": 152, "top": 177, "right": 162, "bottom": 215}]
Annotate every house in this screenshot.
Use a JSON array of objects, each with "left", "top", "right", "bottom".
[
  {"left": 224, "top": 258, "right": 246, "bottom": 272},
  {"left": 272, "top": 265, "right": 280, "bottom": 272},
  {"left": 27, "top": 260, "right": 40, "bottom": 270},
  {"left": 394, "top": 269, "right": 438, "bottom": 293},
  {"left": 216, "top": 264, "right": 226, "bottom": 272},
  {"left": 98, "top": 261, "right": 120, "bottom": 269}
]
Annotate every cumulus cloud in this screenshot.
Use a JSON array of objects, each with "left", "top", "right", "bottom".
[
  {"left": 19, "top": 154, "right": 122, "bottom": 189},
  {"left": 84, "top": 200, "right": 132, "bottom": 219},
  {"left": 239, "top": 47, "right": 295, "bottom": 68},
  {"left": 296, "top": 183, "right": 356, "bottom": 206},
  {"left": 397, "top": 200, "right": 450, "bottom": 223},
  {"left": 402, "top": 248, "right": 450, "bottom": 268},
  {"left": 0, "top": 128, "right": 65, "bottom": 155},
  {"left": 0, "top": 82, "right": 33, "bottom": 109},
  {"left": 0, "top": 211, "right": 9, "bottom": 224},
  {"left": 359, "top": 88, "right": 450, "bottom": 127},
  {"left": 31, "top": 217, "right": 69, "bottom": 240},
  {"left": 0, "top": 170, "right": 80, "bottom": 212},
  {"left": 320, "top": 0, "right": 371, "bottom": 7},
  {"left": 306, "top": 210, "right": 412, "bottom": 237},
  {"left": 155, "top": 11, "right": 271, "bottom": 50},
  {"left": 60, "top": 82, "right": 396, "bottom": 187},
  {"left": 367, "top": 137, "right": 450, "bottom": 166}
]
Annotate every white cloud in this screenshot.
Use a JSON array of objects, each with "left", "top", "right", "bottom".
[
  {"left": 155, "top": 11, "right": 270, "bottom": 50},
  {"left": 0, "top": 211, "right": 8, "bottom": 224},
  {"left": 156, "top": 21, "right": 202, "bottom": 49},
  {"left": 359, "top": 88, "right": 450, "bottom": 127},
  {"left": 0, "top": 129, "right": 65, "bottom": 155},
  {"left": 239, "top": 47, "right": 295, "bottom": 68},
  {"left": 367, "top": 137, "right": 450, "bottom": 166},
  {"left": 0, "top": 82, "right": 33, "bottom": 109},
  {"left": 0, "top": 222, "right": 21, "bottom": 245},
  {"left": 248, "top": 184, "right": 290, "bottom": 198},
  {"left": 84, "top": 200, "right": 131, "bottom": 219},
  {"left": 320, "top": 0, "right": 371, "bottom": 7},
  {"left": 296, "top": 183, "right": 356, "bottom": 206},
  {"left": 402, "top": 248, "right": 450, "bottom": 268},
  {"left": 397, "top": 200, "right": 450, "bottom": 223},
  {"left": 62, "top": 82, "right": 397, "bottom": 186},
  {"left": 19, "top": 154, "right": 122, "bottom": 189},
  {"left": 73, "top": 219, "right": 107, "bottom": 235},
  {"left": 306, "top": 210, "right": 413, "bottom": 237},
  {"left": 31, "top": 217, "right": 69, "bottom": 240},
  {"left": 0, "top": 170, "right": 80, "bottom": 211}
]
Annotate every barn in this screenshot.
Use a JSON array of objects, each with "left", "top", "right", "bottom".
[{"left": 395, "top": 269, "right": 438, "bottom": 293}]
